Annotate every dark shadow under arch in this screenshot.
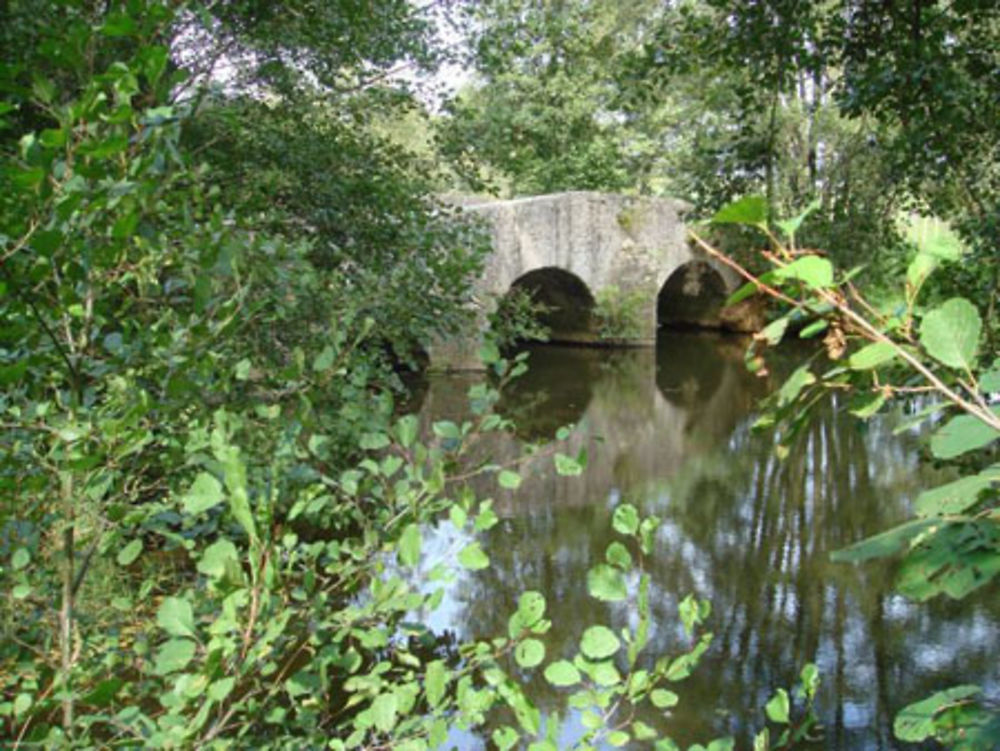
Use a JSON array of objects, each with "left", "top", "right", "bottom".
[
  {"left": 509, "top": 267, "right": 596, "bottom": 343},
  {"left": 657, "top": 261, "right": 728, "bottom": 330}
]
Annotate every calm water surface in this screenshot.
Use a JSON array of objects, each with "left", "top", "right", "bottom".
[{"left": 415, "top": 332, "right": 999, "bottom": 750}]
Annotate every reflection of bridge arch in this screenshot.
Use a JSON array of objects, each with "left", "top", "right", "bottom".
[{"left": 421, "top": 335, "right": 762, "bottom": 516}]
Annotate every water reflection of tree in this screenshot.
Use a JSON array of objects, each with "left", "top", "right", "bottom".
[
  {"left": 421, "top": 340, "right": 1000, "bottom": 750},
  {"left": 643, "top": 398, "right": 1000, "bottom": 749}
]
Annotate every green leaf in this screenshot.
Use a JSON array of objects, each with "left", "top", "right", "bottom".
[
  {"left": 116, "top": 539, "right": 143, "bottom": 566},
  {"left": 848, "top": 341, "right": 898, "bottom": 370},
  {"left": 517, "top": 591, "right": 546, "bottom": 627},
  {"left": 903, "top": 215, "right": 964, "bottom": 261},
  {"left": 515, "top": 639, "right": 546, "bottom": 668},
  {"left": 359, "top": 432, "right": 390, "bottom": 450},
  {"left": 479, "top": 340, "right": 500, "bottom": 366},
  {"left": 726, "top": 280, "right": 760, "bottom": 307},
  {"left": 498, "top": 469, "right": 522, "bottom": 489},
  {"left": 679, "top": 595, "right": 710, "bottom": 636},
  {"left": 587, "top": 564, "right": 627, "bottom": 602},
  {"left": 426, "top": 661, "right": 449, "bottom": 709},
  {"left": 612, "top": 504, "right": 639, "bottom": 535},
  {"left": 218, "top": 449, "right": 256, "bottom": 543},
  {"left": 607, "top": 730, "right": 630, "bottom": 747},
  {"left": 605, "top": 541, "right": 633, "bottom": 570},
  {"left": 82, "top": 678, "right": 124, "bottom": 707},
  {"left": 665, "top": 634, "right": 710, "bottom": 681},
  {"left": 758, "top": 316, "right": 789, "bottom": 346},
  {"left": 914, "top": 469, "right": 1000, "bottom": 516},
  {"left": 639, "top": 516, "right": 659, "bottom": 555},
  {"left": 849, "top": 392, "right": 887, "bottom": 419},
  {"left": 554, "top": 452, "right": 583, "bottom": 476},
  {"left": 830, "top": 519, "right": 936, "bottom": 563},
  {"left": 433, "top": 421, "right": 461, "bottom": 440},
  {"left": 449, "top": 504, "right": 467, "bottom": 529},
  {"left": 157, "top": 597, "right": 196, "bottom": 638},
  {"left": 458, "top": 542, "right": 489, "bottom": 570},
  {"left": 153, "top": 638, "right": 196, "bottom": 675},
  {"left": 896, "top": 522, "right": 1000, "bottom": 600},
  {"left": 81, "top": 134, "right": 129, "bottom": 159},
  {"left": 101, "top": 11, "right": 138, "bottom": 36},
  {"left": 920, "top": 298, "right": 981, "bottom": 371},
  {"left": 586, "top": 659, "right": 621, "bottom": 687},
  {"left": 798, "top": 319, "right": 828, "bottom": 339},
  {"left": 777, "top": 365, "right": 815, "bottom": 407},
  {"left": 234, "top": 358, "right": 251, "bottom": 381},
  {"left": 765, "top": 688, "right": 790, "bottom": 723},
  {"left": 981, "top": 360, "right": 1000, "bottom": 392},
  {"left": 197, "top": 539, "right": 239, "bottom": 581},
  {"left": 182, "top": 472, "right": 223, "bottom": 515},
  {"left": 580, "top": 625, "right": 620, "bottom": 660},
  {"left": 894, "top": 685, "right": 981, "bottom": 742},
  {"left": 711, "top": 195, "right": 768, "bottom": 226},
  {"left": 776, "top": 200, "right": 820, "bottom": 241},
  {"left": 370, "top": 692, "right": 398, "bottom": 733},
  {"left": 312, "top": 346, "right": 335, "bottom": 372},
  {"left": 800, "top": 663, "right": 820, "bottom": 700},
  {"left": 650, "top": 689, "right": 679, "bottom": 709},
  {"left": 398, "top": 523, "right": 422, "bottom": 567},
  {"left": 707, "top": 739, "right": 735, "bottom": 751},
  {"left": 13, "top": 693, "right": 31, "bottom": 716},
  {"left": 208, "top": 677, "right": 235, "bottom": 702},
  {"left": 475, "top": 505, "right": 499, "bottom": 531},
  {"left": 11, "top": 548, "right": 30, "bottom": 570},
  {"left": 544, "top": 661, "right": 581, "bottom": 687},
  {"left": 772, "top": 255, "right": 834, "bottom": 289},
  {"left": 493, "top": 726, "right": 519, "bottom": 751},
  {"left": 907, "top": 252, "right": 939, "bottom": 291},
  {"left": 500, "top": 681, "right": 540, "bottom": 735},
  {"left": 11, "top": 166, "right": 45, "bottom": 191},
  {"left": 930, "top": 412, "right": 1000, "bottom": 459},
  {"left": 395, "top": 415, "right": 419, "bottom": 448}
]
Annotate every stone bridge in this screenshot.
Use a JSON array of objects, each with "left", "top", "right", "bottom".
[{"left": 430, "top": 191, "right": 751, "bottom": 370}]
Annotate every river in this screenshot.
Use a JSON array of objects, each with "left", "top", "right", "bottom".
[{"left": 412, "top": 331, "right": 1000, "bottom": 750}]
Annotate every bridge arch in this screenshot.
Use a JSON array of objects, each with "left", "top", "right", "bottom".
[
  {"left": 507, "top": 267, "right": 596, "bottom": 343},
  {"left": 657, "top": 260, "right": 729, "bottom": 330}
]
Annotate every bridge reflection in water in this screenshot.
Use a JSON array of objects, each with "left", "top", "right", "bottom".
[{"left": 414, "top": 332, "right": 1000, "bottom": 750}]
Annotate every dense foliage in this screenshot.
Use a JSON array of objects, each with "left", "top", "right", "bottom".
[{"left": 2, "top": 0, "right": 998, "bottom": 748}]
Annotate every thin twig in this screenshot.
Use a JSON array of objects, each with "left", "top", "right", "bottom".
[
  {"left": 688, "top": 230, "right": 801, "bottom": 309},
  {"left": 692, "top": 231, "right": 1000, "bottom": 433}
]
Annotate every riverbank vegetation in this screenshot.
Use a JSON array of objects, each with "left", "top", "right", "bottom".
[{"left": 1, "top": 0, "right": 998, "bottom": 748}]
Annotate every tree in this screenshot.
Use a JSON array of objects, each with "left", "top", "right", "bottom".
[
  {"left": 670, "top": 0, "right": 1000, "bottom": 317},
  {"left": 437, "top": 0, "right": 647, "bottom": 195},
  {"left": 184, "top": 90, "right": 487, "bottom": 364}
]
